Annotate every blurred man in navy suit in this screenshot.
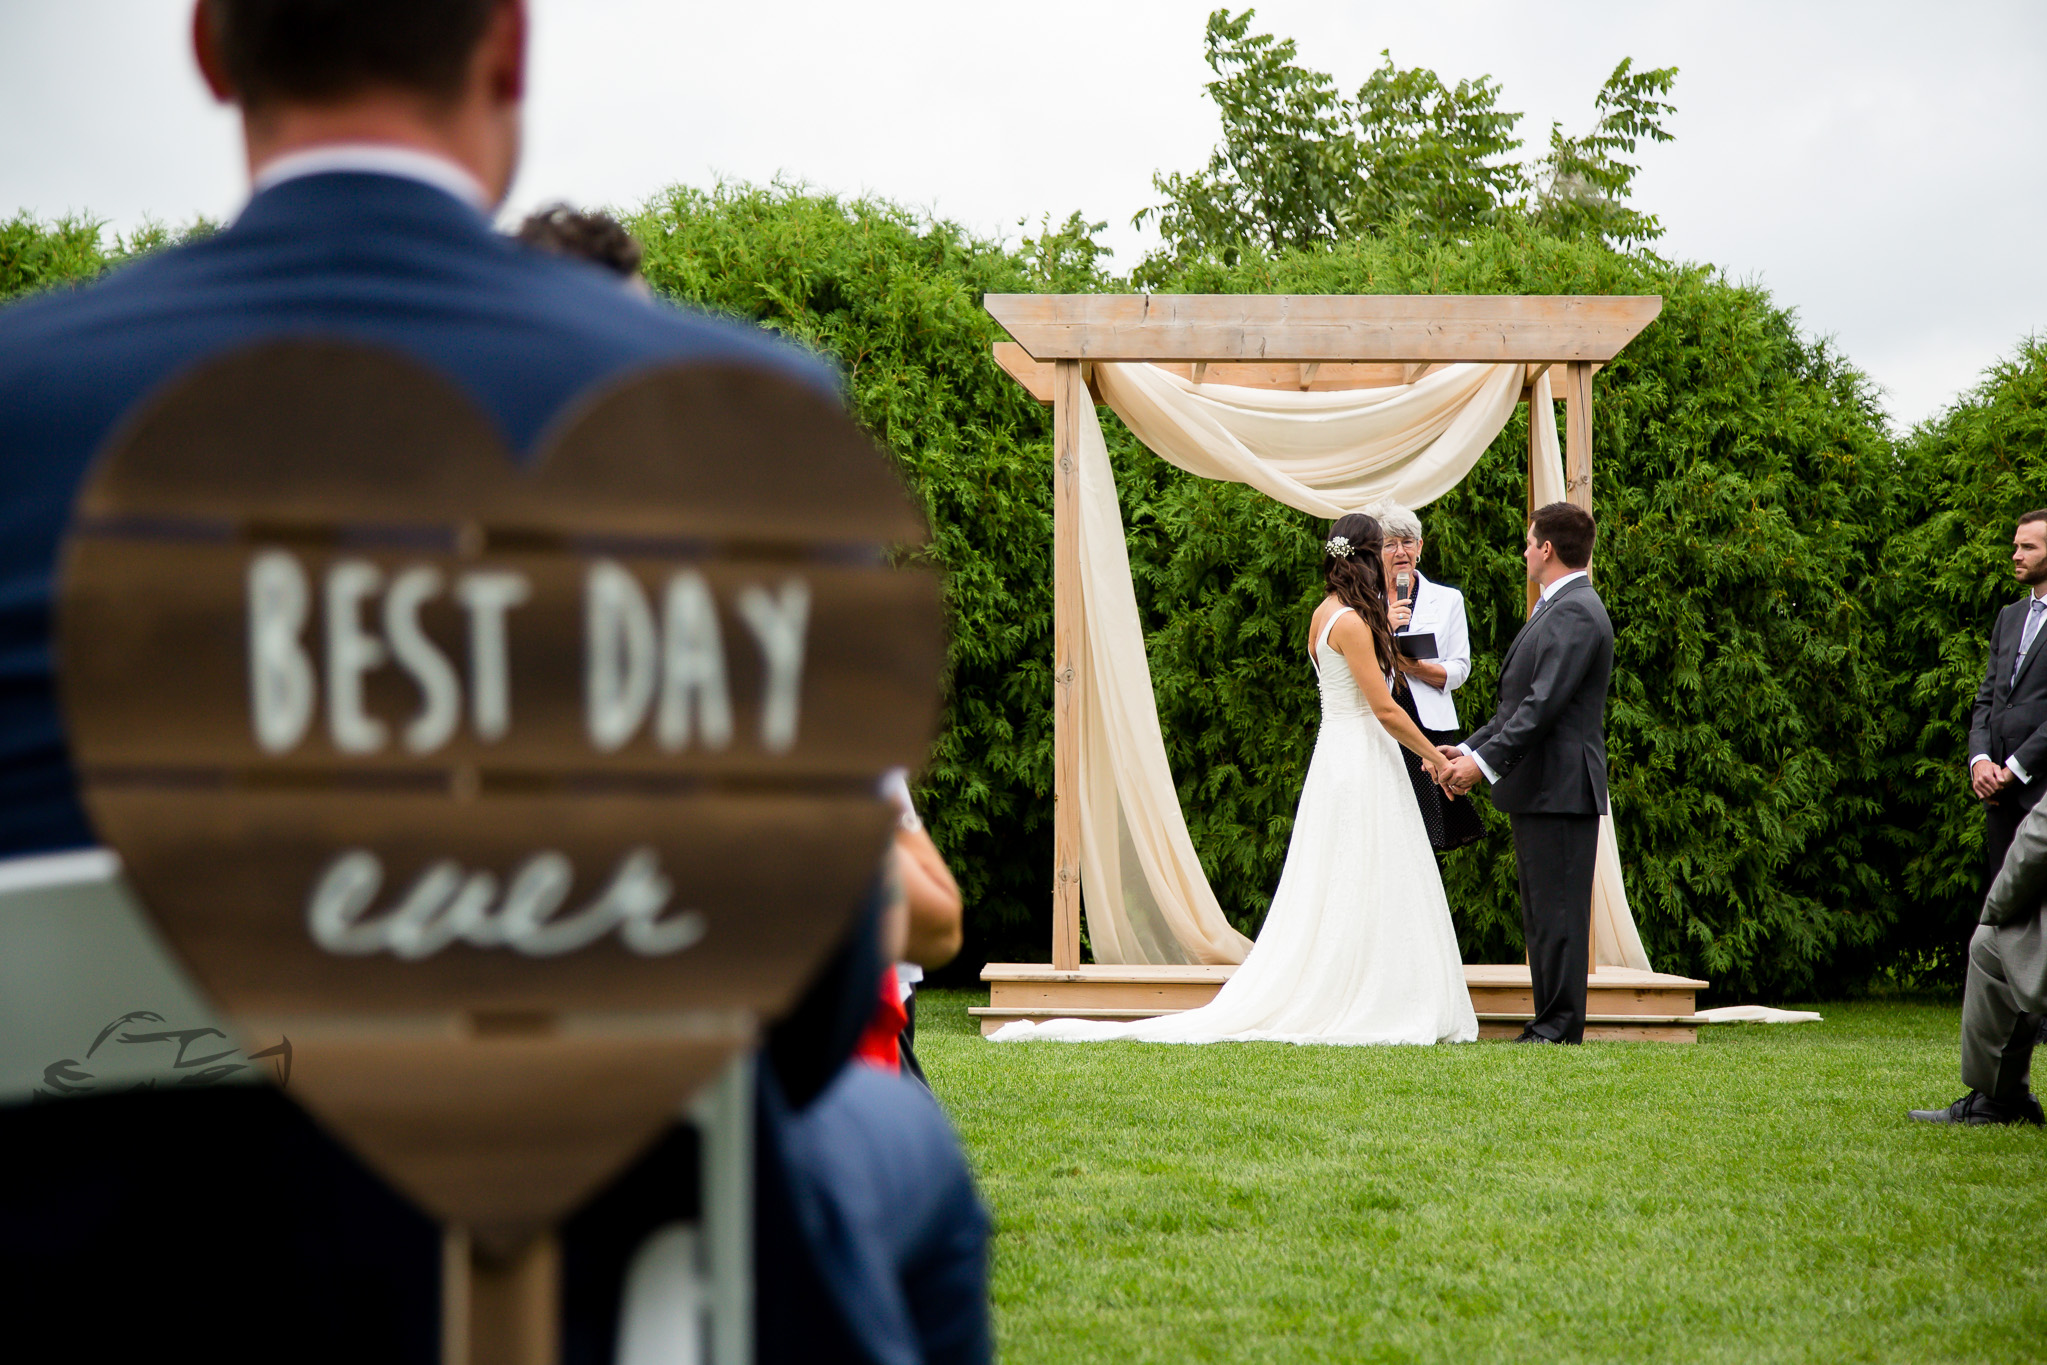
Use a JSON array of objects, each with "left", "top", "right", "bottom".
[{"left": 0, "top": 3, "right": 988, "bottom": 1361}]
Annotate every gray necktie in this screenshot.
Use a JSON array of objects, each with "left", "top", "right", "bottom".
[{"left": 2015, "top": 598, "right": 2046, "bottom": 686}]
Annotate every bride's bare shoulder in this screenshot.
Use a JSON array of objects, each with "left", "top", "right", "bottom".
[{"left": 1309, "top": 596, "right": 1354, "bottom": 654}]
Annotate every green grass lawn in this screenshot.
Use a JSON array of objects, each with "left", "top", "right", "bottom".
[{"left": 915, "top": 991, "right": 2047, "bottom": 1364}]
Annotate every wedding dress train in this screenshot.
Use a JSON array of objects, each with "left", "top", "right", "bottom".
[{"left": 990, "top": 606, "right": 1478, "bottom": 1046}]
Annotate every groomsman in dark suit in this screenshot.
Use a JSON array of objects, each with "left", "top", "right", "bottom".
[
  {"left": 0, "top": 3, "right": 987, "bottom": 1361},
  {"left": 1968, "top": 510, "right": 2047, "bottom": 888},
  {"left": 1440, "top": 503, "right": 1615, "bottom": 1044}
]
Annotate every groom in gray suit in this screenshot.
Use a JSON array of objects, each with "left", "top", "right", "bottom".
[{"left": 1441, "top": 503, "right": 1615, "bottom": 1044}]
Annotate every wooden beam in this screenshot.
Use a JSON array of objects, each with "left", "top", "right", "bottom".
[
  {"left": 993, "top": 341, "right": 1055, "bottom": 403},
  {"left": 995, "top": 348, "right": 1613, "bottom": 406},
  {"left": 985, "top": 294, "right": 1664, "bottom": 364},
  {"left": 992, "top": 350, "right": 1434, "bottom": 403},
  {"left": 1050, "top": 360, "right": 1085, "bottom": 972},
  {"left": 1160, "top": 360, "right": 1410, "bottom": 391}
]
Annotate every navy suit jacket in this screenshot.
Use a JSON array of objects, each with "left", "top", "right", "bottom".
[
  {"left": 0, "top": 171, "right": 832, "bottom": 858},
  {"left": 0, "top": 172, "right": 986, "bottom": 1365}
]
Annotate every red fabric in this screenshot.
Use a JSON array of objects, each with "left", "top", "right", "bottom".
[{"left": 852, "top": 968, "right": 907, "bottom": 1072}]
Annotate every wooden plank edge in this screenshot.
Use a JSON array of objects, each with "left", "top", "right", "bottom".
[
  {"left": 971, "top": 1006, "right": 1707, "bottom": 1025},
  {"left": 986, "top": 963, "right": 1709, "bottom": 988},
  {"left": 980, "top": 962, "right": 1238, "bottom": 982},
  {"left": 984, "top": 294, "right": 1665, "bottom": 363}
]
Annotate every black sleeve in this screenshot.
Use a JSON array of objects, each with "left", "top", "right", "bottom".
[
  {"left": 763, "top": 885, "right": 884, "bottom": 1111},
  {"left": 1970, "top": 607, "right": 2005, "bottom": 759}
]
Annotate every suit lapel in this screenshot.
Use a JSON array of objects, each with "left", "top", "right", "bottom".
[
  {"left": 1501, "top": 576, "right": 1588, "bottom": 676},
  {"left": 1499, "top": 598, "right": 1550, "bottom": 676}
]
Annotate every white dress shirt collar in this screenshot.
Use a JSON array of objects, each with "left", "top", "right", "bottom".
[
  {"left": 250, "top": 143, "right": 491, "bottom": 212},
  {"left": 1539, "top": 569, "right": 1588, "bottom": 603}
]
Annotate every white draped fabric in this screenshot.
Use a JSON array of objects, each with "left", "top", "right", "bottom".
[{"left": 1072, "top": 361, "right": 1652, "bottom": 971}]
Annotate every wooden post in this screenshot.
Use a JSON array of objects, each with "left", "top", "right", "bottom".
[
  {"left": 444, "top": 1228, "right": 560, "bottom": 1365},
  {"left": 1050, "top": 360, "right": 1085, "bottom": 971},
  {"left": 1524, "top": 395, "right": 1541, "bottom": 619},
  {"left": 1564, "top": 361, "right": 1593, "bottom": 513},
  {"left": 1562, "top": 360, "right": 1598, "bottom": 979}
]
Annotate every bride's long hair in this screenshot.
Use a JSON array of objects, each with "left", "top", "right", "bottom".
[{"left": 1322, "top": 512, "right": 1397, "bottom": 674}]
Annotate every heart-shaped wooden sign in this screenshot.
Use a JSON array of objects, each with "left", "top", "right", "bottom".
[{"left": 57, "top": 340, "right": 944, "bottom": 1260}]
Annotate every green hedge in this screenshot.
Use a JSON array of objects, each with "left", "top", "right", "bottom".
[
  {"left": 6, "top": 196, "right": 2025, "bottom": 997},
  {"left": 0, "top": 212, "right": 212, "bottom": 298},
  {"left": 627, "top": 187, "right": 1063, "bottom": 967}
]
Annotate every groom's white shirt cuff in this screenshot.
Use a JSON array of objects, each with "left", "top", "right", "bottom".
[
  {"left": 1458, "top": 743, "right": 1500, "bottom": 784},
  {"left": 1971, "top": 751, "right": 2033, "bottom": 784}
]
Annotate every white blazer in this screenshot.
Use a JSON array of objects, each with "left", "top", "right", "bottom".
[{"left": 1395, "top": 571, "right": 1471, "bottom": 732}]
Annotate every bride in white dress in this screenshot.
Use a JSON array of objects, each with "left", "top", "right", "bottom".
[{"left": 991, "top": 513, "right": 1479, "bottom": 1047}]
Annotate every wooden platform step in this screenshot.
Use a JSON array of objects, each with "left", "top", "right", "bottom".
[{"left": 973, "top": 962, "right": 1711, "bottom": 1042}]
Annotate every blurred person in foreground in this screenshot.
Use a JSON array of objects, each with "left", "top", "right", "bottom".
[
  {"left": 0, "top": 3, "right": 988, "bottom": 1361},
  {"left": 514, "top": 201, "right": 649, "bottom": 290},
  {"left": 1909, "top": 792, "right": 2047, "bottom": 1126},
  {"left": 858, "top": 769, "right": 963, "bottom": 1086}
]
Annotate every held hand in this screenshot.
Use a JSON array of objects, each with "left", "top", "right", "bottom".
[
  {"left": 1423, "top": 751, "right": 1453, "bottom": 788},
  {"left": 1971, "top": 760, "right": 1999, "bottom": 800},
  {"left": 1973, "top": 759, "right": 2014, "bottom": 801},
  {"left": 1443, "top": 753, "right": 1484, "bottom": 796}
]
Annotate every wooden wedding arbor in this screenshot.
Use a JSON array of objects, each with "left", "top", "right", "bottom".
[{"left": 973, "top": 294, "right": 1712, "bottom": 1041}]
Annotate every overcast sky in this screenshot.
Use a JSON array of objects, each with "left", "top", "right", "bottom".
[{"left": 3, "top": 0, "right": 2042, "bottom": 426}]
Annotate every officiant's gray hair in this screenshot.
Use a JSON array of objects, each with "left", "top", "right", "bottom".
[{"left": 1365, "top": 500, "right": 1423, "bottom": 541}]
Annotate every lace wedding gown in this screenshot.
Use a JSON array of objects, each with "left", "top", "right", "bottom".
[{"left": 990, "top": 606, "right": 1478, "bottom": 1046}]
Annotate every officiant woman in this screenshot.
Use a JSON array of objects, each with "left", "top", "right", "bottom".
[{"left": 1374, "top": 501, "right": 1484, "bottom": 852}]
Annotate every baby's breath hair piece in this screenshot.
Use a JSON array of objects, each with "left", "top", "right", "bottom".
[{"left": 1324, "top": 535, "right": 1355, "bottom": 558}]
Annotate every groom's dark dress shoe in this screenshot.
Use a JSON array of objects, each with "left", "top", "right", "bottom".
[
  {"left": 1512, "top": 1031, "right": 1561, "bottom": 1044},
  {"left": 1907, "top": 1090, "right": 2045, "bottom": 1126}
]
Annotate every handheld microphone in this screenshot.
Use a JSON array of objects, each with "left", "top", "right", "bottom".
[{"left": 1395, "top": 571, "right": 1413, "bottom": 605}]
